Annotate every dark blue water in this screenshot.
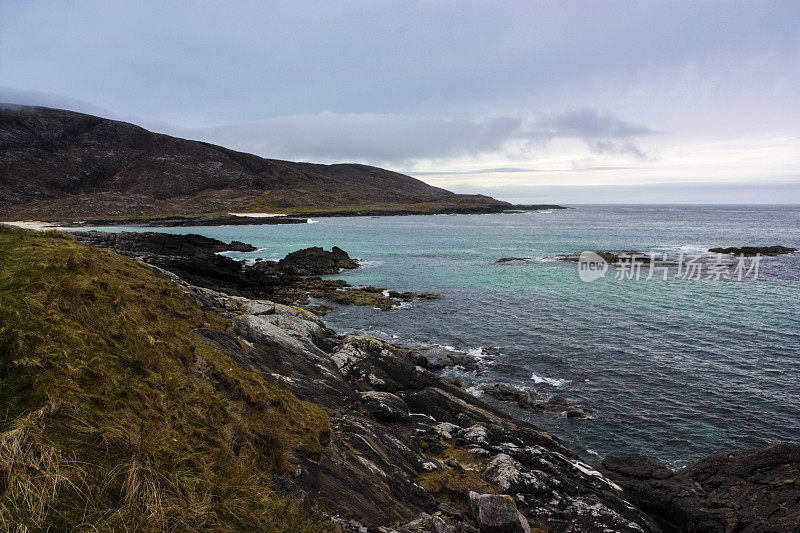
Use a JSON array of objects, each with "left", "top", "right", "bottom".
[{"left": 82, "top": 205, "right": 800, "bottom": 467}]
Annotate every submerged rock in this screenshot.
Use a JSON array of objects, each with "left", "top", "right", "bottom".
[
  {"left": 496, "top": 257, "right": 533, "bottom": 263},
  {"left": 481, "top": 384, "right": 585, "bottom": 417},
  {"left": 708, "top": 245, "right": 797, "bottom": 256}
]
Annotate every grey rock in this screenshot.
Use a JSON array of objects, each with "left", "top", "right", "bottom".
[
  {"left": 482, "top": 454, "right": 551, "bottom": 496},
  {"left": 468, "top": 491, "right": 530, "bottom": 533},
  {"left": 359, "top": 391, "right": 411, "bottom": 422}
]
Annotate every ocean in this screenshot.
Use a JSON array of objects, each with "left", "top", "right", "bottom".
[{"left": 80, "top": 205, "right": 800, "bottom": 468}]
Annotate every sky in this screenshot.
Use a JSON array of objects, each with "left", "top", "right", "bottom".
[{"left": 2, "top": 0, "right": 800, "bottom": 203}]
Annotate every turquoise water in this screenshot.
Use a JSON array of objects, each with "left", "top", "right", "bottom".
[{"left": 82, "top": 205, "right": 800, "bottom": 467}]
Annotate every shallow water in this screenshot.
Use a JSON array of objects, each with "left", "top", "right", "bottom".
[{"left": 80, "top": 205, "right": 800, "bottom": 468}]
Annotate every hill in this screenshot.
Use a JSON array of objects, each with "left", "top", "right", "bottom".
[
  {"left": 0, "top": 226, "right": 331, "bottom": 530},
  {"left": 0, "top": 105, "right": 517, "bottom": 221}
]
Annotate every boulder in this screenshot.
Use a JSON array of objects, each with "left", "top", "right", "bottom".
[
  {"left": 359, "top": 391, "right": 411, "bottom": 422},
  {"left": 468, "top": 491, "right": 530, "bottom": 533}
]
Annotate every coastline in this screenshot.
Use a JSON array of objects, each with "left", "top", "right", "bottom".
[
  {"left": 55, "top": 228, "right": 800, "bottom": 531},
  {"left": 0, "top": 204, "right": 567, "bottom": 229}
]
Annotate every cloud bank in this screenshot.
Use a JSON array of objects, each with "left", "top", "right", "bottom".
[{"left": 1, "top": 1, "right": 798, "bottom": 202}]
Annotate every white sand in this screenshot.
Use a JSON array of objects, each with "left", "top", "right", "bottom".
[
  {"left": 228, "top": 212, "right": 286, "bottom": 218},
  {"left": 1, "top": 220, "right": 64, "bottom": 231}
]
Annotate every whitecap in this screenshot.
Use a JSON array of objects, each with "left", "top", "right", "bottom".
[
  {"left": 651, "top": 244, "right": 710, "bottom": 255},
  {"left": 531, "top": 371, "right": 569, "bottom": 387},
  {"left": 357, "top": 260, "right": 385, "bottom": 268}
]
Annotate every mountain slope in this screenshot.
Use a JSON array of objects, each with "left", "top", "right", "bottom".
[{"left": 0, "top": 104, "right": 511, "bottom": 220}]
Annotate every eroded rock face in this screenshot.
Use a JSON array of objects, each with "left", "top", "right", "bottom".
[{"left": 601, "top": 444, "right": 800, "bottom": 532}]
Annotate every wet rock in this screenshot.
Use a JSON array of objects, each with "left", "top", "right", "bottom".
[
  {"left": 359, "top": 391, "right": 411, "bottom": 422},
  {"left": 556, "top": 251, "right": 652, "bottom": 264},
  {"left": 481, "top": 384, "right": 542, "bottom": 408},
  {"left": 482, "top": 384, "right": 585, "bottom": 417},
  {"left": 429, "top": 351, "right": 479, "bottom": 371},
  {"left": 496, "top": 257, "right": 533, "bottom": 263},
  {"left": 708, "top": 245, "right": 797, "bottom": 256},
  {"left": 602, "top": 455, "right": 673, "bottom": 480},
  {"left": 468, "top": 491, "right": 530, "bottom": 533}
]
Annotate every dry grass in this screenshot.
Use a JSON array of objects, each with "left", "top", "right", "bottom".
[
  {"left": 0, "top": 226, "right": 330, "bottom": 530},
  {"left": 415, "top": 445, "right": 499, "bottom": 497}
]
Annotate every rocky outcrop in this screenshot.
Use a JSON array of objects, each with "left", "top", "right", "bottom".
[
  {"left": 167, "top": 274, "right": 658, "bottom": 531},
  {"left": 601, "top": 445, "right": 800, "bottom": 532},
  {"left": 70, "top": 231, "right": 436, "bottom": 312},
  {"left": 708, "top": 245, "right": 797, "bottom": 256},
  {"left": 71, "top": 230, "right": 256, "bottom": 255},
  {"left": 273, "top": 245, "right": 358, "bottom": 275}
]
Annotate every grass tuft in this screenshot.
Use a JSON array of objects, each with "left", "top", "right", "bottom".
[{"left": 0, "top": 226, "right": 329, "bottom": 530}]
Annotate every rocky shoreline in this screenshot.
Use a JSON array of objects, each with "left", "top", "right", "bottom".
[{"left": 63, "top": 230, "right": 800, "bottom": 531}]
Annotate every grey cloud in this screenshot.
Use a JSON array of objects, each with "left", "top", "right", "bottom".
[
  {"left": 163, "top": 109, "right": 655, "bottom": 164},
  {"left": 0, "top": 85, "right": 657, "bottom": 165},
  {"left": 411, "top": 165, "right": 633, "bottom": 177},
  {"left": 587, "top": 140, "right": 650, "bottom": 160},
  {"left": 451, "top": 181, "right": 800, "bottom": 204},
  {"left": 533, "top": 110, "right": 655, "bottom": 138},
  {"left": 169, "top": 113, "right": 522, "bottom": 164}
]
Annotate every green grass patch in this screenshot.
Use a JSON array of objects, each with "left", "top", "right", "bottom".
[{"left": 0, "top": 226, "right": 329, "bottom": 531}]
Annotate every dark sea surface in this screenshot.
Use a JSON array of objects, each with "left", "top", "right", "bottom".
[{"left": 82, "top": 205, "right": 800, "bottom": 467}]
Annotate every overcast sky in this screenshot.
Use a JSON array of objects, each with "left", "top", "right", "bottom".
[{"left": 2, "top": 1, "right": 799, "bottom": 203}]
